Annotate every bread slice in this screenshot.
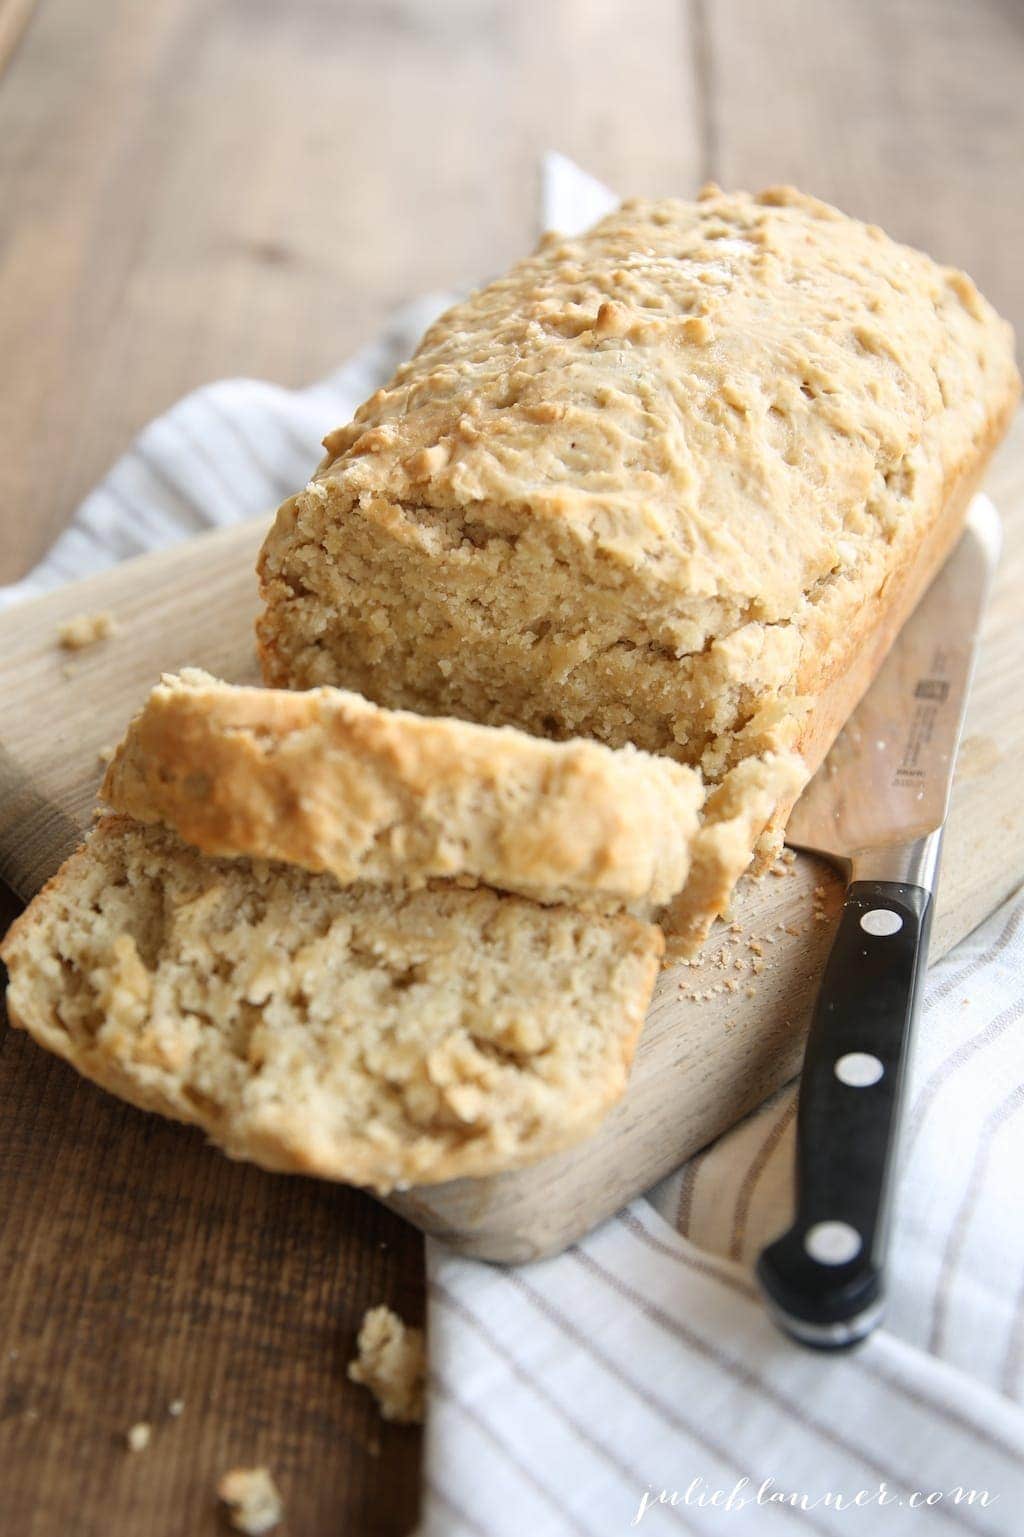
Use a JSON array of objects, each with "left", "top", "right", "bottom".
[
  {"left": 101, "top": 671, "right": 804, "bottom": 956},
  {"left": 1, "top": 817, "right": 662, "bottom": 1190},
  {"left": 101, "top": 668, "right": 704, "bottom": 911},
  {"left": 256, "top": 184, "right": 1018, "bottom": 850}
]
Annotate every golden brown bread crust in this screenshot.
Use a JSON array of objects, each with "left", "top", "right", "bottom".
[
  {"left": 256, "top": 185, "right": 1018, "bottom": 774},
  {"left": 771, "top": 386, "right": 1019, "bottom": 834},
  {"left": 101, "top": 671, "right": 803, "bottom": 956},
  {"left": 1, "top": 818, "right": 663, "bottom": 1191},
  {"left": 101, "top": 669, "right": 705, "bottom": 910},
  {"left": 254, "top": 185, "right": 1019, "bottom": 923}
]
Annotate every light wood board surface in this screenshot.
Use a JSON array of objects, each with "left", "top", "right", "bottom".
[
  {"left": 1, "top": 416, "right": 1023, "bottom": 1263},
  {"left": 3, "top": 2, "right": 1024, "bottom": 1533}
]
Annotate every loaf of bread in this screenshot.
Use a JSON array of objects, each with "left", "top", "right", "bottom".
[
  {"left": 257, "top": 184, "right": 1019, "bottom": 853},
  {"left": 100, "top": 668, "right": 801, "bottom": 953},
  {"left": 0, "top": 817, "right": 662, "bottom": 1190}
]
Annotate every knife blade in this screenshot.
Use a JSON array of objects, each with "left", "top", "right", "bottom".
[{"left": 757, "top": 493, "right": 1002, "bottom": 1349}]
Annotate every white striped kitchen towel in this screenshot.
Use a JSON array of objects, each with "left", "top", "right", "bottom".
[
  {"left": 423, "top": 887, "right": 1024, "bottom": 1536},
  {"left": 3, "top": 155, "right": 1024, "bottom": 1536}
]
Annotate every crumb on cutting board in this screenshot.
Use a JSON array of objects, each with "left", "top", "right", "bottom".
[
  {"left": 97, "top": 745, "right": 116, "bottom": 767},
  {"left": 348, "top": 1305, "right": 426, "bottom": 1425},
  {"left": 168, "top": 1397, "right": 185, "bottom": 1417},
  {"left": 217, "top": 1467, "right": 283, "bottom": 1535},
  {"left": 57, "top": 611, "right": 119, "bottom": 651},
  {"left": 125, "top": 1421, "right": 151, "bottom": 1452}
]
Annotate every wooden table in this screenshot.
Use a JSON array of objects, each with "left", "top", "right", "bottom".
[{"left": 1, "top": 2, "right": 1021, "bottom": 1532}]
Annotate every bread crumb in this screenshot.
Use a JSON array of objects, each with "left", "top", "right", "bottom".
[
  {"left": 58, "top": 611, "right": 118, "bottom": 651},
  {"left": 217, "top": 1467, "right": 283, "bottom": 1535},
  {"left": 745, "top": 985, "right": 757, "bottom": 999},
  {"left": 97, "top": 745, "right": 116, "bottom": 767},
  {"left": 348, "top": 1305, "right": 425, "bottom": 1424},
  {"left": 126, "top": 1422, "right": 151, "bottom": 1452},
  {"left": 168, "top": 1398, "right": 185, "bottom": 1417}
]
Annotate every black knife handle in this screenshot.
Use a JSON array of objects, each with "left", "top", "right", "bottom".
[{"left": 757, "top": 880, "right": 933, "bottom": 1349}]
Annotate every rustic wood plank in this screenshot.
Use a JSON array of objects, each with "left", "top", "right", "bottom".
[
  {"left": 702, "top": 0, "right": 1024, "bottom": 355},
  {"left": 506, "top": 0, "right": 701, "bottom": 200},
  {"left": 0, "top": 996, "right": 425, "bottom": 1537},
  {"left": 0, "top": 0, "right": 700, "bottom": 585}
]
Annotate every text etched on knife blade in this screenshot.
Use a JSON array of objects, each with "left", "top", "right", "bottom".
[{"left": 893, "top": 646, "right": 951, "bottom": 790}]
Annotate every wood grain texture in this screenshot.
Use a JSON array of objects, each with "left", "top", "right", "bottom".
[
  {"left": 0, "top": 0, "right": 700, "bottom": 584},
  {"left": 0, "top": 1004, "right": 425, "bottom": 1537},
  {"left": 6, "top": 0, "right": 1023, "bottom": 587}
]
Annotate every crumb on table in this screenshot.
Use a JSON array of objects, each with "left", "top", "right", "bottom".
[
  {"left": 57, "top": 611, "right": 119, "bottom": 651},
  {"left": 125, "top": 1421, "right": 151, "bottom": 1452},
  {"left": 348, "top": 1304, "right": 426, "bottom": 1425},
  {"left": 217, "top": 1467, "right": 283, "bottom": 1535}
]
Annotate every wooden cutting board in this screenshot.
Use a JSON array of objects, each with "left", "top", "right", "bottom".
[{"left": 3, "top": 415, "right": 1024, "bottom": 1261}]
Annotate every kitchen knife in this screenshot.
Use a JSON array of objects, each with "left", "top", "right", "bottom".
[{"left": 756, "top": 493, "right": 1002, "bottom": 1350}]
